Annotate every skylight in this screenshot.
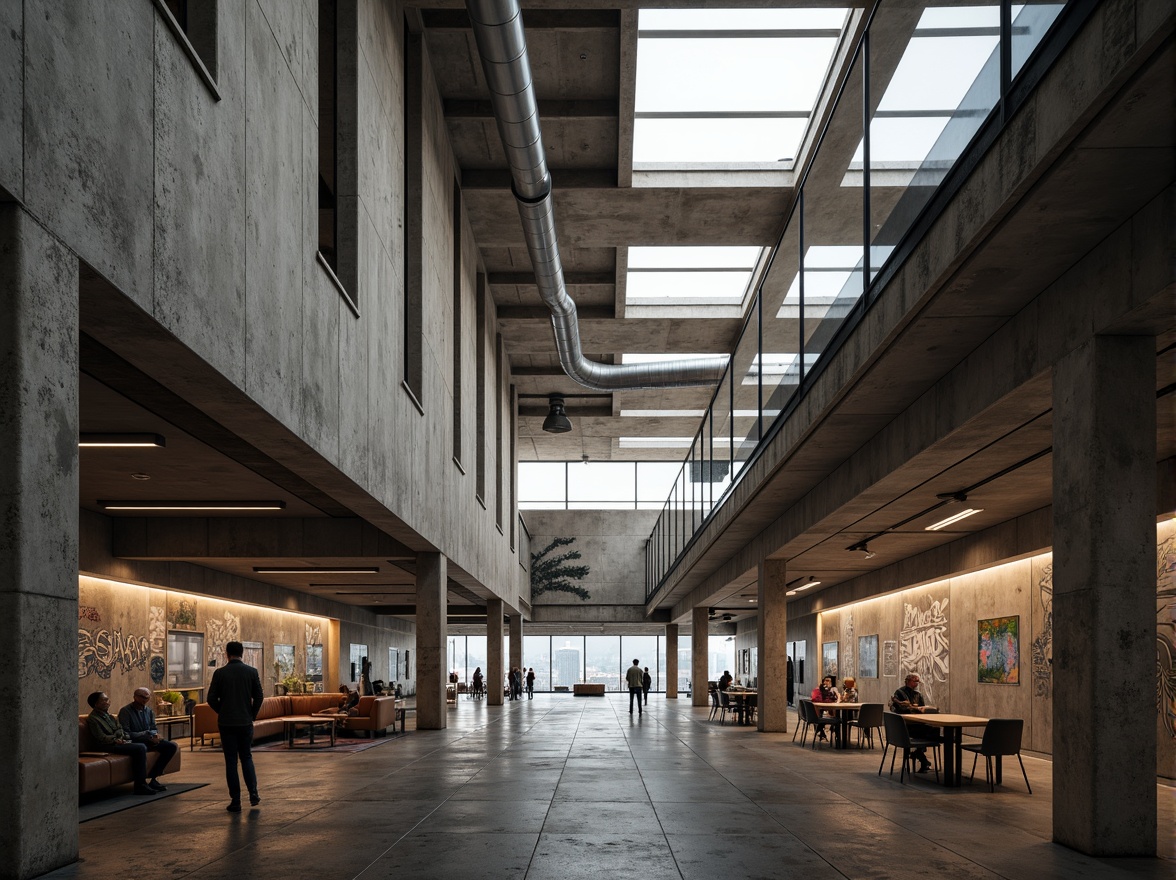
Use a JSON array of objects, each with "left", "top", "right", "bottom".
[
  {"left": 633, "top": 8, "right": 848, "bottom": 168},
  {"left": 627, "top": 246, "right": 761, "bottom": 304},
  {"left": 621, "top": 352, "right": 729, "bottom": 364}
]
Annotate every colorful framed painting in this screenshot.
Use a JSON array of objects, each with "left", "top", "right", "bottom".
[{"left": 977, "top": 615, "right": 1020, "bottom": 684}]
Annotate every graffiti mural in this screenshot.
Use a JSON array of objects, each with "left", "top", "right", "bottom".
[
  {"left": 78, "top": 606, "right": 101, "bottom": 622},
  {"left": 78, "top": 626, "right": 151, "bottom": 679},
  {"left": 900, "top": 597, "right": 949, "bottom": 706},
  {"left": 1158, "top": 533, "right": 1176, "bottom": 740},
  {"left": 205, "top": 609, "right": 242, "bottom": 668},
  {"left": 882, "top": 640, "right": 898, "bottom": 678},
  {"left": 1031, "top": 563, "right": 1053, "bottom": 698}
]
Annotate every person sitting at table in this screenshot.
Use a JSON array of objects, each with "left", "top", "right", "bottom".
[
  {"left": 891, "top": 673, "right": 937, "bottom": 772},
  {"left": 840, "top": 677, "right": 859, "bottom": 703},
  {"left": 718, "top": 670, "right": 733, "bottom": 691},
  {"left": 810, "top": 676, "right": 839, "bottom": 739}
]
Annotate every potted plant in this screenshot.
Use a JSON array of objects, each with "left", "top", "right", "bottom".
[
  {"left": 281, "top": 674, "right": 305, "bottom": 694},
  {"left": 159, "top": 690, "right": 183, "bottom": 716}
]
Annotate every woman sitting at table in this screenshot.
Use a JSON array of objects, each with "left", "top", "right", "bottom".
[
  {"left": 840, "top": 677, "right": 858, "bottom": 703},
  {"left": 810, "top": 676, "right": 839, "bottom": 738}
]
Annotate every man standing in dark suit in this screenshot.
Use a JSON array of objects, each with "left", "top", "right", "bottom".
[{"left": 207, "top": 640, "right": 264, "bottom": 812}]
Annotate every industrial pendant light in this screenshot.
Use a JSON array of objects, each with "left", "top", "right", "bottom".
[{"left": 542, "top": 395, "right": 572, "bottom": 434}]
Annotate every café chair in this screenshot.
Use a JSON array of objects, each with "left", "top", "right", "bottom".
[
  {"left": 800, "top": 698, "right": 836, "bottom": 749},
  {"left": 962, "top": 718, "right": 1032, "bottom": 793},
  {"left": 718, "top": 690, "right": 736, "bottom": 725},
  {"left": 792, "top": 699, "right": 810, "bottom": 742},
  {"left": 709, "top": 688, "right": 721, "bottom": 721},
  {"left": 880, "top": 711, "right": 940, "bottom": 783},
  {"left": 849, "top": 703, "right": 884, "bottom": 749}
]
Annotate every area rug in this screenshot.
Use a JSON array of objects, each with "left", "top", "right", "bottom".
[
  {"left": 79, "top": 782, "right": 208, "bottom": 822},
  {"left": 250, "top": 732, "right": 406, "bottom": 754}
]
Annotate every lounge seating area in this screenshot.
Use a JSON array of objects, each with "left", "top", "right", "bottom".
[
  {"left": 193, "top": 694, "right": 402, "bottom": 746},
  {"left": 78, "top": 716, "right": 181, "bottom": 795}
]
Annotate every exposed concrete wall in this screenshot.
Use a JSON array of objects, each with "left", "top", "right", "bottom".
[
  {"left": 525, "top": 509, "right": 659, "bottom": 608},
  {"left": 0, "top": 0, "right": 21, "bottom": 199},
  {"left": 11, "top": 1, "right": 522, "bottom": 606},
  {"left": 0, "top": 204, "right": 80, "bottom": 880}
]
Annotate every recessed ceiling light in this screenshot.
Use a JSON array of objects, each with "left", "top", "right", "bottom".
[
  {"left": 80, "top": 433, "right": 166, "bottom": 448},
  {"left": 254, "top": 566, "right": 379, "bottom": 574},
  {"left": 786, "top": 590, "right": 798, "bottom": 596},
  {"left": 925, "top": 508, "right": 983, "bottom": 531},
  {"left": 130, "top": 473, "right": 151, "bottom": 481},
  {"left": 99, "top": 500, "right": 285, "bottom": 511}
]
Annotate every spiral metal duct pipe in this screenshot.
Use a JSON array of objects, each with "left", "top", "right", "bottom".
[{"left": 465, "top": 0, "right": 729, "bottom": 391}]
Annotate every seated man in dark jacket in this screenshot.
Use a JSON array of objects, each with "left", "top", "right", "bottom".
[
  {"left": 117, "top": 687, "right": 179, "bottom": 791},
  {"left": 891, "top": 673, "right": 939, "bottom": 772},
  {"left": 86, "top": 691, "right": 157, "bottom": 795}
]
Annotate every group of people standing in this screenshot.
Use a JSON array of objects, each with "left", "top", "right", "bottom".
[{"left": 506, "top": 667, "right": 535, "bottom": 700}]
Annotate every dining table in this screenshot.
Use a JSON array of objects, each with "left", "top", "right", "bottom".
[
  {"left": 900, "top": 713, "right": 989, "bottom": 786},
  {"left": 812, "top": 701, "right": 863, "bottom": 749},
  {"left": 724, "top": 689, "right": 758, "bottom": 725}
]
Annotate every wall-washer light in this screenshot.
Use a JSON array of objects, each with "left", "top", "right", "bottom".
[
  {"left": 99, "top": 500, "right": 285, "bottom": 511},
  {"left": 80, "top": 433, "right": 166, "bottom": 448},
  {"left": 254, "top": 566, "right": 380, "bottom": 574},
  {"left": 925, "top": 508, "right": 983, "bottom": 531}
]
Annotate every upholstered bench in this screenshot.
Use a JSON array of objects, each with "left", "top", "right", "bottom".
[
  {"left": 78, "top": 717, "right": 181, "bottom": 795},
  {"left": 573, "top": 684, "right": 605, "bottom": 696}
]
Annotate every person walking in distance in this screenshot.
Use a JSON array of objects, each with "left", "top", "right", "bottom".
[
  {"left": 207, "top": 640, "right": 264, "bottom": 812},
  {"left": 641, "top": 667, "right": 652, "bottom": 706},
  {"left": 526, "top": 667, "right": 535, "bottom": 699},
  {"left": 626, "top": 658, "right": 644, "bottom": 716}
]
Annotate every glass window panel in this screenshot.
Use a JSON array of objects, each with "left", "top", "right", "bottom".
[
  {"left": 518, "top": 462, "right": 566, "bottom": 503},
  {"left": 446, "top": 636, "right": 465, "bottom": 683},
  {"left": 627, "top": 270, "right": 752, "bottom": 300},
  {"left": 636, "top": 38, "right": 839, "bottom": 113},
  {"left": 552, "top": 637, "right": 583, "bottom": 688},
  {"left": 1011, "top": 3, "right": 1067, "bottom": 79},
  {"left": 709, "top": 635, "right": 736, "bottom": 681},
  {"left": 733, "top": 289, "right": 762, "bottom": 479},
  {"left": 629, "top": 246, "right": 760, "bottom": 269},
  {"left": 637, "top": 461, "right": 684, "bottom": 501},
  {"left": 524, "top": 635, "right": 551, "bottom": 691},
  {"left": 634, "top": 117, "right": 809, "bottom": 164},
  {"left": 568, "top": 501, "right": 637, "bottom": 510},
  {"left": 519, "top": 500, "right": 566, "bottom": 510},
  {"left": 466, "top": 636, "right": 487, "bottom": 686},
  {"left": 623, "top": 636, "right": 659, "bottom": 692},
  {"left": 585, "top": 636, "right": 622, "bottom": 691},
  {"left": 678, "top": 644, "right": 692, "bottom": 695},
  {"left": 639, "top": 8, "right": 848, "bottom": 30},
  {"left": 567, "top": 461, "right": 636, "bottom": 503}
]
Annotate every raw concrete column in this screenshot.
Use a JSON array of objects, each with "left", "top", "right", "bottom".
[
  {"left": 692, "top": 606, "right": 709, "bottom": 707},
  {"left": 414, "top": 552, "right": 447, "bottom": 729},
  {"left": 0, "top": 205, "right": 80, "bottom": 879},
  {"left": 665, "top": 624, "right": 678, "bottom": 698},
  {"left": 1052, "top": 335, "right": 1156, "bottom": 856},
  {"left": 508, "top": 611, "right": 523, "bottom": 678},
  {"left": 487, "top": 597, "right": 504, "bottom": 706},
  {"left": 758, "top": 559, "right": 789, "bottom": 732}
]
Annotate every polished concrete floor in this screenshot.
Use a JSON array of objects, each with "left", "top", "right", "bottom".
[{"left": 50, "top": 695, "right": 1174, "bottom": 879}]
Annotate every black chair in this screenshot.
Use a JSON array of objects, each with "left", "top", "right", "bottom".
[
  {"left": 800, "top": 698, "right": 836, "bottom": 748},
  {"left": 962, "top": 718, "right": 1032, "bottom": 793},
  {"left": 880, "top": 711, "right": 940, "bottom": 783},
  {"left": 849, "top": 703, "right": 884, "bottom": 749},
  {"left": 718, "top": 690, "right": 735, "bottom": 725},
  {"left": 708, "top": 687, "right": 720, "bottom": 721},
  {"left": 792, "top": 699, "right": 809, "bottom": 742}
]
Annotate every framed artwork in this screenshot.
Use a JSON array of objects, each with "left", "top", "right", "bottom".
[
  {"left": 977, "top": 615, "right": 1020, "bottom": 684},
  {"left": 858, "top": 634, "right": 879, "bottom": 678},
  {"left": 882, "top": 640, "right": 898, "bottom": 677},
  {"left": 306, "top": 643, "right": 323, "bottom": 683},
  {"left": 241, "top": 641, "right": 263, "bottom": 672},
  {"left": 274, "top": 644, "right": 295, "bottom": 678},
  {"left": 166, "top": 595, "right": 197, "bottom": 631},
  {"left": 822, "top": 641, "right": 838, "bottom": 678}
]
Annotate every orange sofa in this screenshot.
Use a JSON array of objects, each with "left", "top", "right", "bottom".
[
  {"left": 193, "top": 694, "right": 402, "bottom": 745},
  {"left": 78, "top": 716, "right": 181, "bottom": 795}
]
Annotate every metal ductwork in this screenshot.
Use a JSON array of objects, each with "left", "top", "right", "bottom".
[{"left": 464, "top": 0, "right": 730, "bottom": 391}]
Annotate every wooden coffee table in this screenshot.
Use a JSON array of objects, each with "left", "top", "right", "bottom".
[{"left": 283, "top": 715, "right": 340, "bottom": 748}]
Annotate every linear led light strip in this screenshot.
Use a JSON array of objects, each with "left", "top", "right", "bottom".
[
  {"left": 924, "top": 508, "right": 983, "bottom": 531},
  {"left": 98, "top": 500, "right": 286, "bottom": 511},
  {"left": 786, "top": 576, "right": 821, "bottom": 596},
  {"left": 80, "top": 433, "right": 166, "bottom": 447},
  {"left": 255, "top": 566, "right": 379, "bottom": 574}
]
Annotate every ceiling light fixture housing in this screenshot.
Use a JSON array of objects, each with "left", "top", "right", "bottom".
[
  {"left": 542, "top": 395, "right": 573, "bottom": 434},
  {"left": 925, "top": 508, "right": 984, "bottom": 531},
  {"left": 254, "top": 566, "right": 380, "bottom": 574}
]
